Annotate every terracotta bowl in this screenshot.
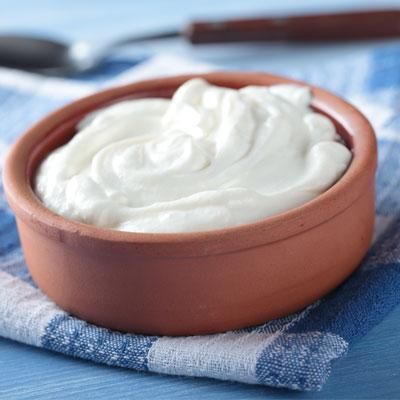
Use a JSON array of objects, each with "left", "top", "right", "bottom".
[{"left": 3, "top": 72, "right": 377, "bottom": 336}]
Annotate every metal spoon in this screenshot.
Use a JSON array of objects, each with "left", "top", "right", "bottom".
[
  {"left": 0, "top": 32, "right": 179, "bottom": 75},
  {"left": 1, "top": 9, "right": 399, "bottom": 76}
]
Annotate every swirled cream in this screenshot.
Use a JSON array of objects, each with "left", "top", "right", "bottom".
[{"left": 35, "top": 78, "right": 351, "bottom": 233}]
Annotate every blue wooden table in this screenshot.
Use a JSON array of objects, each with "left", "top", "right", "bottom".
[{"left": 1, "top": 1, "right": 400, "bottom": 398}]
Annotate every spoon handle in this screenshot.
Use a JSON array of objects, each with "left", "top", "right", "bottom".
[{"left": 185, "top": 9, "right": 400, "bottom": 43}]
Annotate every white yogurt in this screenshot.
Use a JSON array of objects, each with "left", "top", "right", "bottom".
[{"left": 35, "top": 78, "right": 351, "bottom": 233}]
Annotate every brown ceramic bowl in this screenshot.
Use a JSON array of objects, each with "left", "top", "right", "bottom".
[{"left": 3, "top": 72, "right": 377, "bottom": 336}]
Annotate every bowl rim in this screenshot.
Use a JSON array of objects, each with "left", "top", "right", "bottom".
[{"left": 3, "top": 71, "right": 377, "bottom": 256}]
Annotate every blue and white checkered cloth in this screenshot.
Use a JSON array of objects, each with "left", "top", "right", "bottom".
[{"left": 1, "top": 47, "right": 400, "bottom": 391}]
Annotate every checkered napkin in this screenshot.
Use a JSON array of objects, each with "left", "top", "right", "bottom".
[{"left": 1, "top": 48, "right": 400, "bottom": 391}]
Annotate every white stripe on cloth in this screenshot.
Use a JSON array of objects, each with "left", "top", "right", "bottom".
[
  {"left": 147, "top": 330, "right": 278, "bottom": 384},
  {"left": 350, "top": 91, "right": 399, "bottom": 142},
  {"left": 0, "top": 67, "right": 95, "bottom": 99},
  {"left": 147, "top": 303, "right": 317, "bottom": 384},
  {"left": 0, "top": 270, "right": 64, "bottom": 347},
  {"left": 104, "top": 54, "right": 213, "bottom": 87},
  {"left": 372, "top": 215, "right": 394, "bottom": 245}
]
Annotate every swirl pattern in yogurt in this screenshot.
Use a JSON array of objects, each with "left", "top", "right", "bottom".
[{"left": 35, "top": 78, "right": 352, "bottom": 233}]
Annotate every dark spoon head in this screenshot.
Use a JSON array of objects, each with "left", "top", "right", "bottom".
[
  {"left": 0, "top": 35, "right": 90, "bottom": 75},
  {"left": 0, "top": 31, "right": 181, "bottom": 75}
]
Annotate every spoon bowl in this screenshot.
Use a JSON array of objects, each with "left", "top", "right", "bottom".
[
  {"left": 0, "top": 35, "right": 72, "bottom": 74},
  {"left": 0, "top": 33, "right": 178, "bottom": 75}
]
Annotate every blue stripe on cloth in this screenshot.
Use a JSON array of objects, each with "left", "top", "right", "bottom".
[
  {"left": 67, "top": 57, "right": 144, "bottom": 83},
  {"left": 0, "top": 173, "right": 33, "bottom": 284},
  {"left": 0, "top": 208, "right": 34, "bottom": 284},
  {"left": 0, "top": 209, "right": 20, "bottom": 256},
  {"left": 41, "top": 314, "right": 158, "bottom": 371},
  {"left": 255, "top": 332, "right": 347, "bottom": 391},
  {"left": 363, "top": 217, "right": 400, "bottom": 269},
  {"left": 367, "top": 44, "right": 400, "bottom": 92},
  {"left": 375, "top": 141, "right": 400, "bottom": 216},
  {"left": 0, "top": 248, "right": 34, "bottom": 285},
  {"left": 0, "top": 88, "right": 68, "bottom": 144}
]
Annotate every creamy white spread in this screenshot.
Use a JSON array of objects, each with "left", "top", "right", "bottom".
[{"left": 35, "top": 78, "right": 351, "bottom": 233}]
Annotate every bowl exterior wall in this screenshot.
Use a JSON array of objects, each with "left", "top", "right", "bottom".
[{"left": 16, "top": 179, "right": 374, "bottom": 336}]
